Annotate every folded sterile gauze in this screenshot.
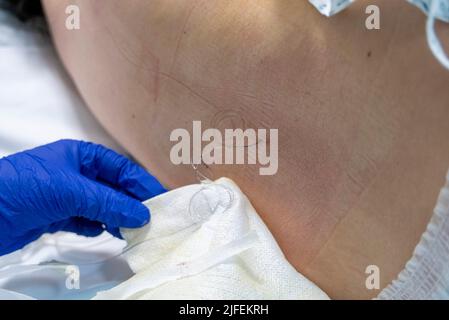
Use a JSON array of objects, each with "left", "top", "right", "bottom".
[{"left": 94, "top": 178, "right": 329, "bottom": 300}]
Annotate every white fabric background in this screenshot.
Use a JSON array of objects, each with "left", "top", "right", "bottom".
[{"left": 0, "top": 10, "right": 130, "bottom": 299}]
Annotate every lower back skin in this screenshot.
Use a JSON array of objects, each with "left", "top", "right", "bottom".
[{"left": 43, "top": 0, "right": 449, "bottom": 299}]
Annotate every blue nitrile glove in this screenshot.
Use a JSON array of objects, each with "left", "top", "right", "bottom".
[{"left": 0, "top": 139, "right": 167, "bottom": 256}]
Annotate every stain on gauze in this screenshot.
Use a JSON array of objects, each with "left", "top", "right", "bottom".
[{"left": 94, "top": 178, "right": 329, "bottom": 300}]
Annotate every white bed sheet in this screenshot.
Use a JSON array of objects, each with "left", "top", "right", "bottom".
[{"left": 0, "top": 10, "right": 131, "bottom": 299}]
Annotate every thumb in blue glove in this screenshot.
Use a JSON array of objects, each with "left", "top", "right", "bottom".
[{"left": 0, "top": 139, "right": 167, "bottom": 256}]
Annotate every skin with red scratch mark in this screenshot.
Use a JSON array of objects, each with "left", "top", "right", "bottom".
[
  {"left": 149, "top": 51, "right": 160, "bottom": 103},
  {"left": 169, "top": 1, "right": 199, "bottom": 74}
]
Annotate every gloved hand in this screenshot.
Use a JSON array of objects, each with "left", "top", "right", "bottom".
[{"left": 0, "top": 139, "right": 167, "bottom": 256}]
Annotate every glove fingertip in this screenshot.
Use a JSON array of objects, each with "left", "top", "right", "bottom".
[
  {"left": 122, "top": 165, "right": 168, "bottom": 201},
  {"left": 119, "top": 201, "right": 151, "bottom": 229},
  {"left": 106, "top": 227, "right": 123, "bottom": 239}
]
